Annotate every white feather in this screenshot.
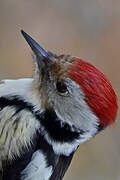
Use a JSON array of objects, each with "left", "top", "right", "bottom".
[
  {"left": 21, "top": 150, "right": 53, "bottom": 180},
  {"left": 0, "top": 78, "right": 43, "bottom": 112},
  {"left": 0, "top": 79, "right": 42, "bottom": 161}
]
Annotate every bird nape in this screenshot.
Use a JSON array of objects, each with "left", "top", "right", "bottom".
[{"left": 0, "top": 30, "right": 118, "bottom": 180}]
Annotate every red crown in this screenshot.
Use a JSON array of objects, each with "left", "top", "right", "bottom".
[{"left": 68, "top": 58, "right": 118, "bottom": 127}]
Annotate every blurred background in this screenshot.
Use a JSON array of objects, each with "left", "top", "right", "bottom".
[{"left": 0, "top": 0, "right": 120, "bottom": 179}]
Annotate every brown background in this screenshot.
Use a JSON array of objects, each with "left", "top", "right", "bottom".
[{"left": 0, "top": 1, "right": 120, "bottom": 180}]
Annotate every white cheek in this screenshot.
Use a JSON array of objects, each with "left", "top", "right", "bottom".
[
  {"left": 54, "top": 95, "right": 99, "bottom": 134},
  {"left": 56, "top": 80, "right": 98, "bottom": 130}
]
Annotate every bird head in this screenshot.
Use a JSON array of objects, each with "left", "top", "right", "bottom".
[{"left": 21, "top": 30, "right": 118, "bottom": 149}]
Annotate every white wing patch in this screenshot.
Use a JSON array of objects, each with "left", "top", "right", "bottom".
[
  {"left": 0, "top": 78, "right": 43, "bottom": 112},
  {"left": 21, "top": 150, "right": 53, "bottom": 180}
]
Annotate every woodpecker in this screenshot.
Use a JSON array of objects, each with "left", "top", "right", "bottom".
[{"left": 0, "top": 30, "right": 118, "bottom": 180}]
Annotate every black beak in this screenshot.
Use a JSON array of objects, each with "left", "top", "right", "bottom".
[{"left": 21, "top": 30, "right": 54, "bottom": 60}]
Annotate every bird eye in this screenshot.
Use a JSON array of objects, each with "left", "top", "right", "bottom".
[{"left": 56, "top": 82, "right": 68, "bottom": 95}]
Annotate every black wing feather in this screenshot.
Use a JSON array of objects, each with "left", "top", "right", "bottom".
[{"left": 50, "top": 153, "right": 74, "bottom": 180}]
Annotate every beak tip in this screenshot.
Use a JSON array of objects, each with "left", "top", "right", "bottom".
[
  {"left": 20, "top": 30, "right": 55, "bottom": 59},
  {"left": 21, "top": 29, "right": 24, "bottom": 35},
  {"left": 21, "top": 29, "right": 27, "bottom": 39}
]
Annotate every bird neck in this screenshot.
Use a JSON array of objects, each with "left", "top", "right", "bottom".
[{"left": 37, "top": 109, "right": 81, "bottom": 156}]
